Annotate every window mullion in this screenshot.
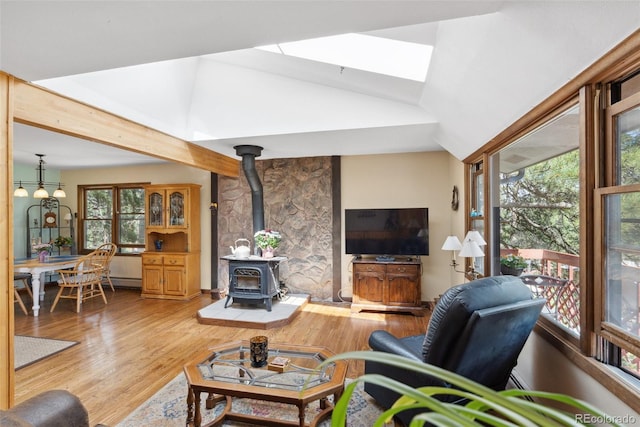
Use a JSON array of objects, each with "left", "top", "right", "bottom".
[
  {"left": 113, "top": 185, "right": 120, "bottom": 248},
  {"left": 600, "top": 324, "right": 640, "bottom": 361}
]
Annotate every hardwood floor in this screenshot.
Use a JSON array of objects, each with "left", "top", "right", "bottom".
[{"left": 14, "top": 285, "right": 431, "bottom": 426}]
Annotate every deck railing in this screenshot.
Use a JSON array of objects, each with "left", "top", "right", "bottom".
[
  {"left": 502, "top": 249, "right": 640, "bottom": 372},
  {"left": 501, "top": 248, "right": 581, "bottom": 334}
]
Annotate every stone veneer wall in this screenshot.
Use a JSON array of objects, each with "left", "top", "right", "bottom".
[{"left": 218, "top": 156, "right": 334, "bottom": 300}]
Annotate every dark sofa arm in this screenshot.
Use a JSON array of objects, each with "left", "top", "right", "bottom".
[
  {"left": 1, "top": 390, "right": 90, "bottom": 427},
  {"left": 368, "top": 330, "right": 424, "bottom": 362},
  {"left": 365, "top": 330, "right": 457, "bottom": 425}
]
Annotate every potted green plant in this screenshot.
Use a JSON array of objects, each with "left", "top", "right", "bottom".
[
  {"left": 54, "top": 235, "right": 73, "bottom": 248},
  {"left": 322, "top": 351, "right": 621, "bottom": 426},
  {"left": 500, "top": 254, "right": 527, "bottom": 276}
]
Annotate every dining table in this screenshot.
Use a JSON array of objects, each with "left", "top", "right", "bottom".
[{"left": 14, "top": 255, "right": 84, "bottom": 316}]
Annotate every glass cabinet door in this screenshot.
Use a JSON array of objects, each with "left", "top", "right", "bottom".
[
  {"left": 149, "top": 192, "right": 164, "bottom": 227},
  {"left": 169, "top": 191, "right": 185, "bottom": 226}
]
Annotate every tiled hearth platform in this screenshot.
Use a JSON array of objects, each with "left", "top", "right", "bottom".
[{"left": 196, "top": 294, "right": 310, "bottom": 329}]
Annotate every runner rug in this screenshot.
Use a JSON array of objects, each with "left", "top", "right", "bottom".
[
  {"left": 15, "top": 335, "right": 79, "bottom": 370},
  {"left": 116, "top": 372, "right": 389, "bottom": 426}
]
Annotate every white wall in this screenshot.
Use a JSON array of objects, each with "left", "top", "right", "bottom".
[
  {"left": 61, "top": 162, "right": 212, "bottom": 288},
  {"left": 515, "top": 334, "right": 639, "bottom": 422},
  {"left": 340, "top": 151, "right": 465, "bottom": 302}
]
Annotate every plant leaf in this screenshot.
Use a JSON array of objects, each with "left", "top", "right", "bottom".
[{"left": 316, "top": 351, "right": 617, "bottom": 426}]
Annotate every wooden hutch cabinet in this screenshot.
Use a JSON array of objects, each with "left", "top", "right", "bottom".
[
  {"left": 351, "top": 259, "right": 424, "bottom": 315},
  {"left": 141, "top": 183, "right": 201, "bottom": 300}
]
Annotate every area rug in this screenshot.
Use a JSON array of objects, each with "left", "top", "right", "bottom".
[
  {"left": 14, "top": 335, "right": 79, "bottom": 370},
  {"left": 116, "top": 372, "right": 388, "bottom": 426}
]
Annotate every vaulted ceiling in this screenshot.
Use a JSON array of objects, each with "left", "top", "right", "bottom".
[{"left": 2, "top": 1, "right": 639, "bottom": 168}]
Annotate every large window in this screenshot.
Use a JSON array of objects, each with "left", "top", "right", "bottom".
[
  {"left": 596, "top": 73, "right": 640, "bottom": 379},
  {"left": 489, "top": 103, "right": 582, "bottom": 339},
  {"left": 465, "top": 34, "right": 640, "bottom": 413},
  {"left": 79, "top": 184, "right": 146, "bottom": 254}
]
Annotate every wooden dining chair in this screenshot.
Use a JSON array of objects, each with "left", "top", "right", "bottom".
[
  {"left": 50, "top": 254, "right": 107, "bottom": 313},
  {"left": 93, "top": 243, "right": 118, "bottom": 292},
  {"left": 13, "top": 272, "right": 33, "bottom": 315}
]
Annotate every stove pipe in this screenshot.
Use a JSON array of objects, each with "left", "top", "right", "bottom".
[{"left": 234, "top": 145, "right": 265, "bottom": 242}]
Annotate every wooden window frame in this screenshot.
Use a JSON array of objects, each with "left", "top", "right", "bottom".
[
  {"left": 594, "top": 184, "right": 640, "bottom": 359},
  {"left": 78, "top": 183, "right": 148, "bottom": 255}
]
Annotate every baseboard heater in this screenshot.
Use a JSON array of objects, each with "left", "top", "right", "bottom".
[
  {"left": 507, "top": 370, "right": 534, "bottom": 402},
  {"left": 111, "top": 277, "right": 142, "bottom": 289}
]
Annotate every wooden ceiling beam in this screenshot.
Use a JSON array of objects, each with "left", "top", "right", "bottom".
[{"left": 10, "top": 75, "right": 239, "bottom": 177}]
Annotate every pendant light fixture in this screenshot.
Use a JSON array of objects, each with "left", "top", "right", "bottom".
[
  {"left": 13, "top": 181, "right": 28, "bottom": 197},
  {"left": 53, "top": 183, "right": 66, "bottom": 198},
  {"left": 13, "top": 154, "right": 66, "bottom": 198}
]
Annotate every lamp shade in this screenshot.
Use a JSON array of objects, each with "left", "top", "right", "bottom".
[
  {"left": 14, "top": 184, "right": 28, "bottom": 197},
  {"left": 33, "top": 186, "right": 49, "bottom": 198},
  {"left": 64, "top": 213, "right": 73, "bottom": 221},
  {"left": 459, "top": 239, "right": 485, "bottom": 257},
  {"left": 53, "top": 186, "right": 66, "bottom": 198},
  {"left": 441, "top": 235, "right": 462, "bottom": 251},
  {"left": 464, "top": 230, "right": 487, "bottom": 246}
]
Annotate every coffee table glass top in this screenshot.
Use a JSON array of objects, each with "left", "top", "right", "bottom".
[{"left": 196, "top": 342, "right": 337, "bottom": 392}]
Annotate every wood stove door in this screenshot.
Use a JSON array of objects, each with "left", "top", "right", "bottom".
[{"left": 230, "top": 266, "right": 263, "bottom": 296}]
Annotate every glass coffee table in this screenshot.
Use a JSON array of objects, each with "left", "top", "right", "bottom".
[{"left": 183, "top": 340, "right": 348, "bottom": 427}]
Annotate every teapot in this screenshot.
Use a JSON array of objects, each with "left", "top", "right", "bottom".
[{"left": 230, "top": 238, "right": 251, "bottom": 259}]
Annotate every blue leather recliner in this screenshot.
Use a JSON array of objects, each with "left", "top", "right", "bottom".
[{"left": 364, "top": 276, "right": 545, "bottom": 426}]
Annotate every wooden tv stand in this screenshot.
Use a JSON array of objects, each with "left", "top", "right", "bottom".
[{"left": 351, "top": 258, "right": 425, "bottom": 316}]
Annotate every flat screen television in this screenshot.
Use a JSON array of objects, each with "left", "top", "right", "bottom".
[{"left": 345, "top": 208, "right": 429, "bottom": 257}]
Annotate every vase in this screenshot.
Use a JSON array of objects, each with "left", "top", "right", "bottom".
[
  {"left": 38, "top": 251, "right": 48, "bottom": 262},
  {"left": 154, "top": 240, "right": 163, "bottom": 251},
  {"left": 262, "top": 247, "right": 274, "bottom": 258}
]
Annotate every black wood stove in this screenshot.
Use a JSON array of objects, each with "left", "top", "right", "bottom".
[{"left": 222, "top": 256, "right": 285, "bottom": 311}]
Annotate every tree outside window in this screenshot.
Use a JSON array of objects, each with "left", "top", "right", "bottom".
[
  {"left": 499, "top": 149, "right": 581, "bottom": 335},
  {"left": 80, "top": 184, "right": 145, "bottom": 254},
  {"left": 118, "top": 188, "right": 146, "bottom": 253},
  {"left": 500, "top": 150, "right": 580, "bottom": 257}
]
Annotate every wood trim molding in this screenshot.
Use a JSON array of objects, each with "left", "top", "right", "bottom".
[
  {"left": 9, "top": 74, "right": 240, "bottom": 178},
  {"left": 0, "top": 73, "right": 15, "bottom": 409},
  {"left": 579, "top": 85, "right": 596, "bottom": 356}
]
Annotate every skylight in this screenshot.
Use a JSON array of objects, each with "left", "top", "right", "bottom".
[{"left": 256, "top": 33, "right": 432, "bottom": 82}]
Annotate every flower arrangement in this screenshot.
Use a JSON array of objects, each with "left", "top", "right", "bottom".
[
  {"left": 254, "top": 229, "right": 282, "bottom": 250},
  {"left": 33, "top": 243, "right": 52, "bottom": 253}
]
